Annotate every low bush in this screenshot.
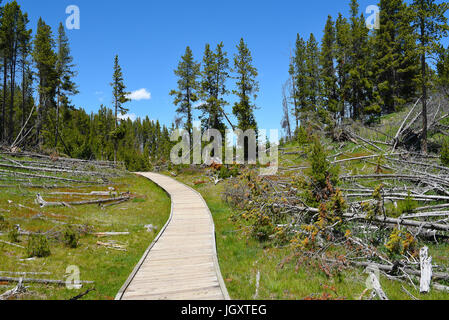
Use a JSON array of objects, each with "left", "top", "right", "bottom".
[
  {"left": 63, "top": 226, "right": 80, "bottom": 249},
  {"left": 27, "top": 234, "right": 51, "bottom": 258},
  {"left": 8, "top": 227, "right": 20, "bottom": 243}
]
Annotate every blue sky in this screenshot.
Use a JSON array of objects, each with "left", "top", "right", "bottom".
[{"left": 8, "top": 0, "right": 446, "bottom": 136}]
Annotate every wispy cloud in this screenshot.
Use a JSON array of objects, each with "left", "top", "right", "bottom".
[
  {"left": 118, "top": 113, "right": 137, "bottom": 121},
  {"left": 127, "top": 88, "right": 151, "bottom": 101},
  {"left": 95, "top": 91, "right": 105, "bottom": 103}
]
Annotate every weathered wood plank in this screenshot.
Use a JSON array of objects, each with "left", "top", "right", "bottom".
[{"left": 116, "top": 172, "right": 230, "bottom": 300}]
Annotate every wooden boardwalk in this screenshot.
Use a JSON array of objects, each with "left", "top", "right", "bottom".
[{"left": 115, "top": 172, "right": 230, "bottom": 300}]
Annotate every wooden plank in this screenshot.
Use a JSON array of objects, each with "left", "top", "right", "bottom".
[{"left": 116, "top": 172, "right": 230, "bottom": 301}]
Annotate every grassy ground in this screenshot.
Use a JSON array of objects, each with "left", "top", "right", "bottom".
[{"left": 0, "top": 173, "right": 170, "bottom": 300}]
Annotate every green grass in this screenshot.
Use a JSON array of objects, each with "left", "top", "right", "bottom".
[{"left": 0, "top": 173, "right": 170, "bottom": 300}]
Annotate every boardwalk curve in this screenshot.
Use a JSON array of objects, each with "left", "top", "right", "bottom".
[{"left": 115, "top": 172, "right": 230, "bottom": 300}]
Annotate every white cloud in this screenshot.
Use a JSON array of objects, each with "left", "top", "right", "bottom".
[
  {"left": 118, "top": 113, "right": 137, "bottom": 121},
  {"left": 127, "top": 88, "right": 151, "bottom": 101}
]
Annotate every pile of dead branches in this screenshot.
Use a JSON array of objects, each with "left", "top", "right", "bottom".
[
  {"left": 225, "top": 113, "right": 449, "bottom": 297},
  {"left": 0, "top": 151, "right": 127, "bottom": 188}
]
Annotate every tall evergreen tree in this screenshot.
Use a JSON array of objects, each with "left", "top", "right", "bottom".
[
  {"left": 32, "top": 18, "right": 57, "bottom": 149},
  {"left": 289, "top": 34, "right": 307, "bottom": 129},
  {"left": 411, "top": 0, "right": 449, "bottom": 153},
  {"left": 437, "top": 45, "right": 449, "bottom": 97},
  {"left": 348, "top": 0, "right": 369, "bottom": 119},
  {"left": 335, "top": 13, "right": 351, "bottom": 119},
  {"left": 17, "top": 9, "right": 31, "bottom": 134},
  {"left": 305, "top": 33, "right": 321, "bottom": 112},
  {"left": 199, "top": 42, "right": 229, "bottom": 133},
  {"left": 232, "top": 38, "right": 259, "bottom": 131},
  {"left": 170, "top": 46, "right": 201, "bottom": 142},
  {"left": 55, "top": 23, "right": 78, "bottom": 149},
  {"left": 1, "top": 1, "right": 21, "bottom": 142},
  {"left": 110, "top": 54, "right": 130, "bottom": 162},
  {"left": 320, "top": 15, "right": 339, "bottom": 118},
  {"left": 374, "top": 0, "right": 419, "bottom": 115}
]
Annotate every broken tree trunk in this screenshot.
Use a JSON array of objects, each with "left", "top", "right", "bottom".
[
  {"left": 366, "top": 270, "right": 389, "bottom": 300},
  {"left": 420, "top": 247, "right": 433, "bottom": 294},
  {"left": 0, "top": 278, "right": 26, "bottom": 300}
]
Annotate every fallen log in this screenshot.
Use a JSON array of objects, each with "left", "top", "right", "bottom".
[
  {"left": 0, "top": 277, "right": 93, "bottom": 286},
  {"left": 96, "top": 241, "right": 127, "bottom": 251},
  {"left": 0, "top": 271, "right": 51, "bottom": 276},
  {"left": 35, "top": 194, "right": 130, "bottom": 208},
  {"left": 345, "top": 193, "right": 449, "bottom": 202},
  {"left": 343, "top": 213, "right": 449, "bottom": 233},
  {"left": 0, "top": 162, "right": 106, "bottom": 177},
  {"left": 341, "top": 174, "right": 449, "bottom": 187},
  {"left": 401, "top": 212, "right": 449, "bottom": 219},
  {"left": 0, "top": 240, "right": 25, "bottom": 249},
  {"left": 414, "top": 204, "right": 449, "bottom": 212},
  {"left": 48, "top": 191, "right": 118, "bottom": 197},
  {"left": 92, "top": 232, "right": 130, "bottom": 237},
  {"left": 0, "top": 169, "right": 102, "bottom": 184},
  {"left": 340, "top": 260, "right": 449, "bottom": 281}
]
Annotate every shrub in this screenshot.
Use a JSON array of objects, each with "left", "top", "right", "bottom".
[
  {"left": 385, "top": 228, "right": 402, "bottom": 255},
  {"left": 388, "top": 191, "right": 418, "bottom": 217},
  {"left": 8, "top": 227, "right": 20, "bottom": 243},
  {"left": 63, "top": 226, "right": 80, "bottom": 249},
  {"left": 296, "top": 126, "right": 310, "bottom": 145},
  {"left": 218, "top": 166, "right": 239, "bottom": 179},
  {"left": 385, "top": 228, "right": 418, "bottom": 257},
  {"left": 303, "top": 137, "right": 340, "bottom": 205},
  {"left": 251, "top": 212, "right": 275, "bottom": 242},
  {"left": 0, "top": 215, "right": 9, "bottom": 231},
  {"left": 27, "top": 234, "right": 51, "bottom": 258}
]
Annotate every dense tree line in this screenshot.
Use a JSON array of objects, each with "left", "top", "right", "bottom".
[
  {"left": 0, "top": 1, "right": 172, "bottom": 170},
  {"left": 284, "top": 0, "right": 449, "bottom": 153}
]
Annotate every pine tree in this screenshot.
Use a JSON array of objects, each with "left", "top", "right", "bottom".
[
  {"left": 1, "top": 1, "right": 22, "bottom": 142},
  {"left": 373, "top": 0, "right": 419, "bottom": 115},
  {"left": 17, "top": 9, "right": 31, "bottom": 134},
  {"left": 305, "top": 33, "right": 321, "bottom": 112},
  {"left": 320, "top": 15, "right": 339, "bottom": 118},
  {"left": 289, "top": 34, "right": 307, "bottom": 129},
  {"left": 437, "top": 45, "right": 449, "bottom": 96},
  {"left": 199, "top": 42, "right": 229, "bottom": 134},
  {"left": 170, "top": 46, "right": 201, "bottom": 142},
  {"left": 411, "top": 0, "right": 449, "bottom": 154},
  {"left": 110, "top": 54, "right": 130, "bottom": 162},
  {"left": 55, "top": 23, "right": 78, "bottom": 149},
  {"left": 232, "top": 38, "right": 259, "bottom": 131},
  {"left": 32, "top": 18, "right": 57, "bottom": 150},
  {"left": 347, "top": 0, "right": 373, "bottom": 120},
  {"left": 335, "top": 13, "right": 351, "bottom": 119}
]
